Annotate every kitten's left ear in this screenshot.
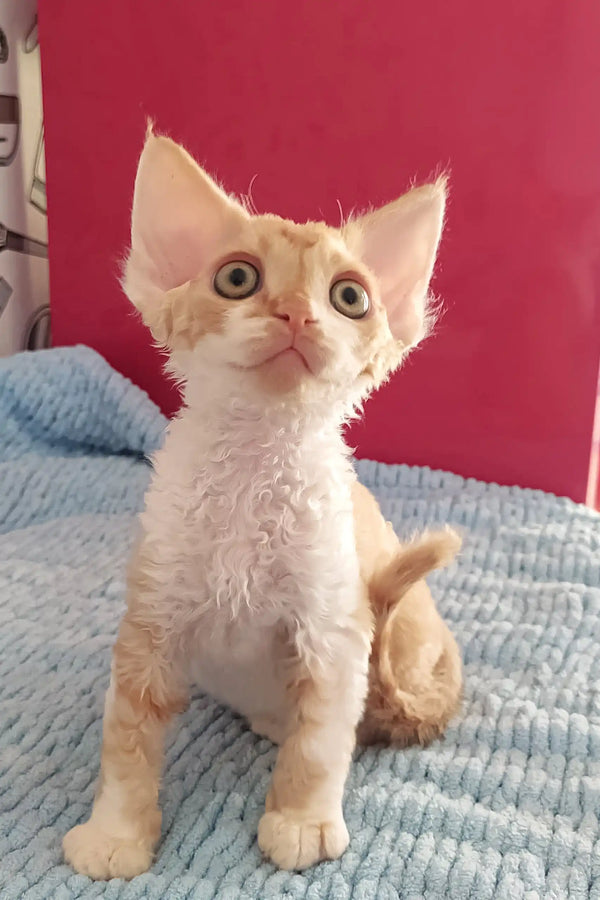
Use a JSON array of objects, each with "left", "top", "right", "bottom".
[{"left": 344, "top": 178, "right": 446, "bottom": 347}]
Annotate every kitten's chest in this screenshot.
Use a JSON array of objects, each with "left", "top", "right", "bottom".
[
  {"left": 190, "top": 457, "right": 347, "bottom": 613},
  {"left": 146, "top": 423, "right": 358, "bottom": 620}
]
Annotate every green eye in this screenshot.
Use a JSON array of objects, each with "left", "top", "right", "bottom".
[
  {"left": 214, "top": 260, "right": 260, "bottom": 299},
  {"left": 329, "top": 279, "right": 369, "bottom": 319}
]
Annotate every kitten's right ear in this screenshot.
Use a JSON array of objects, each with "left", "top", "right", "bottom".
[{"left": 124, "top": 132, "right": 249, "bottom": 308}]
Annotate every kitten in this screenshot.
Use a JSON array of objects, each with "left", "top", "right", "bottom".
[{"left": 63, "top": 130, "right": 461, "bottom": 879}]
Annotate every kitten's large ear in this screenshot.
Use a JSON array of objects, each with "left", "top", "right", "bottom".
[
  {"left": 125, "top": 131, "right": 249, "bottom": 298},
  {"left": 344, "top": 178, "right": 446, "bottom": 347}
]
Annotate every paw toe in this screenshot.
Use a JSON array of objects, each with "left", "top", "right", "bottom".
[
  {"left": 63, "top": 822, "right": 153, "bottom": 880},
  {"left": 258, "top": 810, "right": 348, "bottom": 870}
]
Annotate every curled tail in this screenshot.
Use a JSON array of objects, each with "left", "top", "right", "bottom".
[
  {"left": 370, "top": 527, "right": 461, "bottom": 617},
  {"left": 359, "top": 528, "right": 462, "bottom": 747}
]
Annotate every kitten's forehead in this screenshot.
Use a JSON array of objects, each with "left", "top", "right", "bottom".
[
  {"left": 251, "top": 214, "right": 361, "bottom": 290},
  {"left": 255, "top": 215, "right": 337, "bottom": 250}
]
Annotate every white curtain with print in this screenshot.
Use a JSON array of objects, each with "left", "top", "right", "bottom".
[{"left": 0, "top": 0, "right": 49, "bottom": 355}]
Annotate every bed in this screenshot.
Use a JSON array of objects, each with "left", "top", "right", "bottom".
[{"left": 1, "top": 346, "right": 599, "bottom": 899}]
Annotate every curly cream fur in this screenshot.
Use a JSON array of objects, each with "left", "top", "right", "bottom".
[{"left": 63, "top": 132, "right": 459, "bottom": 879}]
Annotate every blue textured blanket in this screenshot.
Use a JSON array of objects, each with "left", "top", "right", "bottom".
[{"left": 1, "top": 347, "right": 599, "bottom": 899}]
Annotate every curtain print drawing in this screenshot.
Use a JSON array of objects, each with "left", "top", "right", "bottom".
[
  {"left": 0, "top": 275, "right": 11, "bottom": 318},
  {"left": 29, "top": 125, "right": 45, "bottom": 212},
  {"left": 0, "top": 221, "right": 48, "bottom": 257},
  {"left": 0, "top": 93, "right": 19, "bottom": 166},
  {"left": 0, "top": 1, "right": 50, "bottom": 355},
  {"left": 24, "top": 14, "right": 37, "bottom": 54}
]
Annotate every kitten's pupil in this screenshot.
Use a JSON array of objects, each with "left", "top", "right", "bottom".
[
  {"left": 342, "top": 286, "right": 358, "bottom": 305},
  {"left": 214, "top": 260, "right": 259, "bottom": 299}
]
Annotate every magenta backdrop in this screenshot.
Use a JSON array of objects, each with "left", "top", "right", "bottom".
[{"left": 39, "top": 1, "right": 600, "bottom": 501}]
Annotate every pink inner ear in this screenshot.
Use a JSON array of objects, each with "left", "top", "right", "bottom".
[
  {"left": 130, "top": 135, "right": 249, "bottom": 292},
  {"left": 349, "top": 182, "right": 446, "bottom": 346},
  {"left": 386, "top": 283, "right": 427, "bottom": 346}
]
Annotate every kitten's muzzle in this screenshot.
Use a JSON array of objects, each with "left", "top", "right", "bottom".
[{"left": 272, "top": 310, "right": 318, "bottom": 334}]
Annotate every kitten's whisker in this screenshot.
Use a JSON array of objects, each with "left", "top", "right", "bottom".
[{"left": 246, "top": 174, "right": 259, "bottom": 215}]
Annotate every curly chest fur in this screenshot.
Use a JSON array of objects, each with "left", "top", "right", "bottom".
[{"left": 142, "top": 412, "right": 361, "bottom": 628}]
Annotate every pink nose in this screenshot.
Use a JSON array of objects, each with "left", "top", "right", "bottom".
[{"left": 273, "top": 310, "right": 317, "bottom": 331}]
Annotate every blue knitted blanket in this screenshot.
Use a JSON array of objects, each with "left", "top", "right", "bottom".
[{"left": 1, "top": 347, "right": 599, "bottom": 900}]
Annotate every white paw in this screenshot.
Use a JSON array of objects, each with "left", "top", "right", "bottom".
[
  {"left": 63, "top": 822, "right": 154, "bottom": 880},
  {"left": 258, "top": 810, "right": 349, "bottom": 870}
]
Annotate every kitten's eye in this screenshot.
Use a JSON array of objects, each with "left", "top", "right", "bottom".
[
  {"left": 214, "top": 260, "right": 260, "bottom": 299},
  {"left": 329, "top": 279, "right": 369, "bottom": 319}
]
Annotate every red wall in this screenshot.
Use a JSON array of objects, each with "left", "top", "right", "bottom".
[{"left": 39, "top": 1, "right": 600, "bottom": 501}]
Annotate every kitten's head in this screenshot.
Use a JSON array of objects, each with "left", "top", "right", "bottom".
[{"left": 124, "top": 131, "right": 446, "bottom": 412}]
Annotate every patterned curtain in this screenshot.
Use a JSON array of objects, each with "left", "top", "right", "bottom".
[{"left": 0, "top": 1, "right": 49, "bottom": 355}]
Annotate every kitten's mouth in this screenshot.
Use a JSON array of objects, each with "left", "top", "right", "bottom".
[
  {"left": 236, "top": 341, "right": 313, "bottom": 374},
  {"left": 262, "top": 346, "right": 311, "bottom": 371}
]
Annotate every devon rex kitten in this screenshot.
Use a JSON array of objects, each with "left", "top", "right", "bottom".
[{"left": 63, "top": 130, "right": 461, "bottom": 879}]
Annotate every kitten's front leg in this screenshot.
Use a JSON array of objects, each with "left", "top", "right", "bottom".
[
  {"left": 258, "top": 612, "right": 370, "bottom": 870},
  {"left": 63, "top": 614, "right": 186, "bottom": 880}
]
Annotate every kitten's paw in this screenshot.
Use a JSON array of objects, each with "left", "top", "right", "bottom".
[
  {"left": 63, "top": 822, "right": 153, "bottom": 880},
  {"left": 258, "top": 810, "right": 349, "bottom": 869}
]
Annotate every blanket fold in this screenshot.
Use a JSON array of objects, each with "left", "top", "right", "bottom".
[{"left": 0, "top": 346, "right": 598, "bottom": 899}]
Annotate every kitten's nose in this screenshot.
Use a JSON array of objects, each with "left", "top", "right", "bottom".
[{"left": 273, "top": 308, "right": 317, "bottom": 332}]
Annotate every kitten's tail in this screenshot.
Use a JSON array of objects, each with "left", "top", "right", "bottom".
[
  {"left": 370, "top": 527, "right": 460, "bottom": 616},
  {"left": 359, "top": 528, "right": 462, "bottom": 747}
]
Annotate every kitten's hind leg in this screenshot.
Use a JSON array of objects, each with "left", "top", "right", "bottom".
[
  {"left": 63, "top": 614, "right": 187, "bottom": 880},
  {"left": 258, "top": 613, "right": 370, "bottom": 870}
]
